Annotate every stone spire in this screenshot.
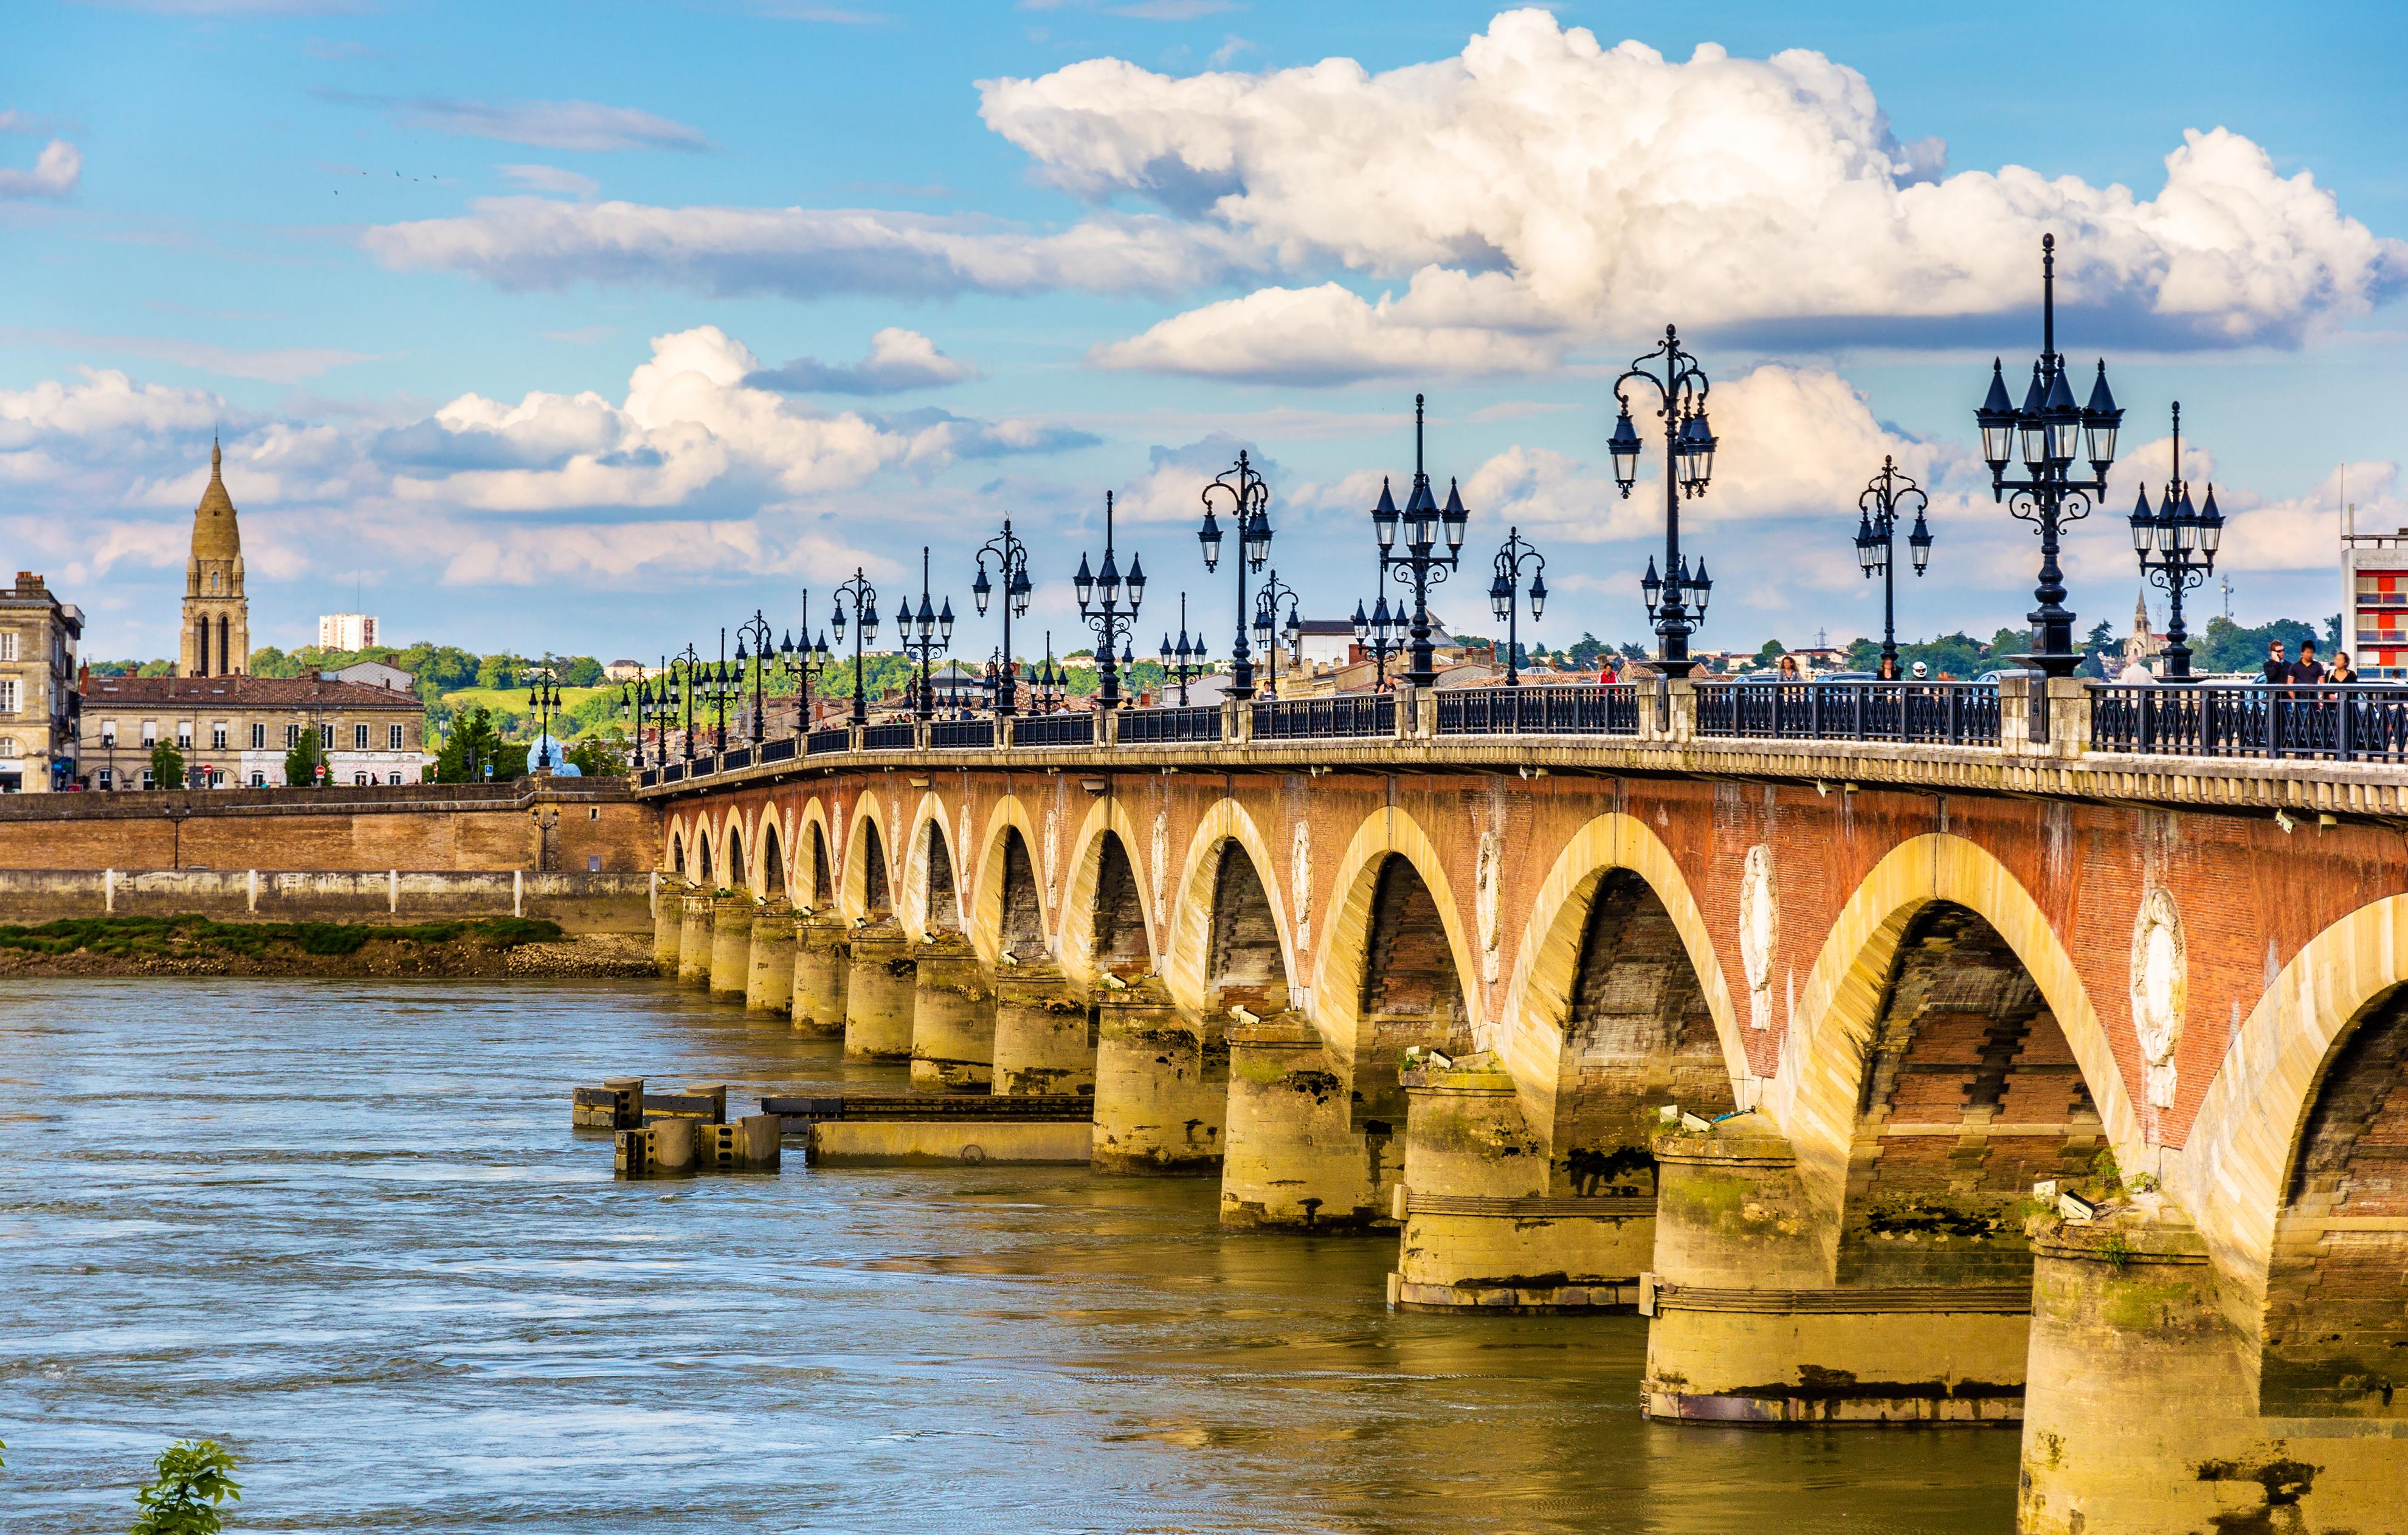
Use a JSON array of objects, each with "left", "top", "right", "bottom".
[{"left": 180, "top": 438, "right": 249, "bottom": 677}]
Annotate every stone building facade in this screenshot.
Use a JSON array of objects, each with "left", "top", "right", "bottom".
[{"left": 0, "top": 572, "right": 85, "bottom": 793}]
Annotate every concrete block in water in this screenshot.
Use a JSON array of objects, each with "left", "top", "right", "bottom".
[
  {"left": 699, "top": 1112, "right": 782, "bottom": 1170},
  {"left": 616, "top": 1115, "right": 697, "bottom": 1176},
  {"left": 807, "top": 1119, "right": 1091, "bottom": 1165},
  {"left": 642, "top": 1082, "right": 726, "bottom": 1124},
  {"left": 572, "top": 1075, "right": 645, "bottom": 1129}
]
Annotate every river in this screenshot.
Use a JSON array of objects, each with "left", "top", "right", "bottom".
[{"left": 0, "top": 979, "right": 2016, "bottom": 1533}]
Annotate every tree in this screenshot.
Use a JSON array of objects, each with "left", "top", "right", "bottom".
[
  {"left": 567, "top": 727, "right": 630, "bottom": 778},
  {"left": 1565, "top": 633, "right": 1605, "bottom": 669},
  {"left": 283, "top": 724, "right": 326, "bottom": 788},
  {"left": 131, "top": 1440, "right": 242, "bottom": 1535},
  {"left": 433, "top": 705, "right": 503, "bottom": 782},
  {"left": 474, "top": 654, "right": 522, "bottom": 691},
  {"left": 148, "top": 741, "right": 185, "bottom": 791},
  {"left": 559, "top": 655, "right": 604, "bottom": 687}
]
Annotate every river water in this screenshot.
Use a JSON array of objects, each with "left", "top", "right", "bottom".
[{"left": 0, "top": 979, "right": 2016, "bottom": 1533}]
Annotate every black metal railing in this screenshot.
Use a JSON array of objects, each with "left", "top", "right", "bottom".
[
  {"left": 722, "top": 745, "right": 753, "bottom": 771},
  {"left": 2092, "top": 684, "right": 2408, "bottom": 762},
  {"left": 806, "top": 726, "right": 850, "bottom": 756},
  {"left": 637, "top": 767, "right": 658, "bottom": 787},
  {"left": 861, "top": 722, "right": 916, "bottom": 752},
  {"left": 1435, "top": 685, "right": 1640, "bottom": 736},
  {"left": 931, "top": 717, "right": 995, "bottom": 750},
  {"left": 1694, "top": 681, "right": 2002, "bottom": 746},
  {"left": 661, "top": 762, "right": 686, "bottom": 783},
  {"left": 1013, "top": 712, "right": 1095, "bottom": 747},
  {"left": 761, "top": 737, "right": 797, "bottom": 764},
  {"left": 1119, "top": 705, "right": 1223, "bottom": 744},
  {"left": 1253, "top": 694, "right": 1395, "bottom": 740}
]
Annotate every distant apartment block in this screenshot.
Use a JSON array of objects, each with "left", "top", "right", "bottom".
[{"left": 319, "top": 612, "right": 379, "bottom": 650}]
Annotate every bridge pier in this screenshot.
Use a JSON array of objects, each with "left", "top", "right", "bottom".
[
  {"left": 1091, "top": 980, "right": 1226, "bottom": 1173},
  {"left": 908, "top": 934, "right": 996, "bottom": 1091},
  {"left": 2020, "top": 1210, "right": 2404, "bottom": 1534},
  {"left": 1641, "top": 1125, "right": 2025, "bottom": 1424},
  {"left": 1389, "top": 1058, "right": 1650, "bottom": 1310},
  {"left": 652, "top": 881, "right": 685, "bottom": 976},
  {"left": 843, "top": 922, "right": 916, "bottom": 1060},
  {"left": 676, "top": 892, "right": 712, "bottom": 987},
  {"left": 1220, "top": 1013, "right": 1390, "bottom": 1230},
  {"left": 745, "top": 909, "right": 797, "bottom": 1014},
  {"left": 993, "top": 962, "right": 1093, "bottom": 1097},
  {"left": 707, "top": 895, "right": 752, "bottom": 998},
  {"left": 790, "top": 913, "right": 849, "bottom": 1033}
]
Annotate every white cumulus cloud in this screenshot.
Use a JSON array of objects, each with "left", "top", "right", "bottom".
[
  {"left": 0, "top": 110, "right": 80, "bottom": 199},
  {"left": 749, "top": 327, "right": 982, "bottom": 393}
]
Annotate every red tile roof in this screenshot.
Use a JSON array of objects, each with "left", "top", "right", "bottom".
[{"left": 79, "top": 675, "right": 421, "bottom": 709}]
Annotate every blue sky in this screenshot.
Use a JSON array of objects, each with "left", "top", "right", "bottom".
[{"left": 7, "top": 0, "right": 2404, "bottom": 665}]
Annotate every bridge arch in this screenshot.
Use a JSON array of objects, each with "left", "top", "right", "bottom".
[
  {"left": 757, "top": 814, "right": 785, "bottom": 902},
  {"left": 903, "top": 791, "right": 964, "bottom": 937},
  {"left": 1057, "top": 796, "right": 1157, "bottom": 987},
  {"left": 840, "top": 788, "right": 895, "bottom": 922},
  {"left": 667, "top": 823, "right": 688, "bottom": 879},
  {"left": 1311, "top": 805, "right": 1480, "bottom": 1080},
  {"left": 968, "top": 795, "right": 1048, "bottom": 966},
  {"left": 1164, "top": 799, "right": 1295, "bottom": 1017},
  {"left": 790, "top": 798, "right": 836, "bottom": 910}
]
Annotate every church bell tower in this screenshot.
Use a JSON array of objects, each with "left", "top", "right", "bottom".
[{"left": 180, "top": 438, "right": 249, "bottom": 677}]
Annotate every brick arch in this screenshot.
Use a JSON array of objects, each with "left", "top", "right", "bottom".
[
  {"left": 666, "top": 821, "right": 688, "bottom": 878},
  {"left": 757, "top": 818, "right": 786, "bottom": 902},
  {"left": 840, "top": 788, "right": 894, "bottom": 921},
  {"left": 902, "top": 790, "right": 963, "bottom": 937},
  {"left": 1163, "top": 799, "right": 1297, "bottom": 1016},
  {"left": 1311, "top": 806, "right": 1481, "bottom": 1088},
  {"left": 1057, "top": 795, "right": 1157, "bottom": 987},
  {"left": 790, "top": 797, "right": 835, "bottom": 911},
  {"left": 1772, "top": 832, "right": 2134, "bottom": 1261},
  {"left": 1494, "top": 812, "right": 1746, "bottom": 1154},
  {"left": 967, "top": 795, "right": 1047, "bottom": 966}
]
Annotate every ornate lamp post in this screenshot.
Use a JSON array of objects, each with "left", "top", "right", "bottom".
[
  {"left": 1158, "top": 592, "right": 1206, "bottom": 707},
  {"left": 1252, "top": 569, "right": 1299, "bottom": 699},
  {"left": 1350, "top": 559, "right": 1402, "bottom": 688},
  {"left": 1974, "top": 232, "right": 2125, "bottom": 675},
  {"left": 1852, "top": 456, "right": 1934, "bottom": 674},
  {"left": 2127, "top": 402, "right": 2222, "bottom": 682},
  {"left": 525, "top": 655, "right": 564, "bottom": 771},
  {"left": 1074, "top": 491, "right": 1146, "bottom": 711},
  {"left": 829, "top": 569, "right": 880, "bottom": 727},
  {"left": 706, "top": 628, "right": 733, "bottom": 753},
  {"left": 1488, "top": 528, "right": 1548, "bottom": 687},
  {"left": 1199, "top": 449, "right": 1275, "bottom": 701},
  {"left": 971, "top": 518, "right": 1035, "bottom": 717},
  {"left": 733, "top": 610, "right": 776, "bottom": 744},
  {"left": 779, "top": 590, "right": 834, "bottom": 736},
  {"left": 668, "top": 643, "right": 702, "bottom": 763},
  {"left": 1609, "top": 325, "right": 1718, "bottom": 676},
  {"left": 1371, "top": 395, "right": 1469, "bottom": 689},
  {"left": 896, "top": 547, "right": 955, "bottom": 719},
  {"left": 1026, "top": 633, "right": 1066, "bottom": 714}
]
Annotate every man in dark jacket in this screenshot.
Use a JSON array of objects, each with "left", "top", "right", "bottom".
[
  {"left": 2264, "top": 640, "right": 2289, "bottom": 683},
  {"left": 2293, "top": 639, "right": 2327, "bottom": 684}
]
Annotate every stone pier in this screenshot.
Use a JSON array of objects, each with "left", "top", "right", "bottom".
[
  {"left": 1220, "top": 1013, "right": 1390, "bottom": 1230},
  {"left": 707, "top": 894, "right": 752, "bottom": 998},
  {"left": 791, "top": 912, "right": 849, "bottom": 1034},
  {"left": 1390, "top": 1057, "right": 1651, "bottom": 1311},
  {"left": 652, "top": 882, "right": 685, "bottom": 975},
  {"left": 675, "top": 891, "right": 712, "bottom": 987},
  {"left": 843, "top": 921, "right": 916, "bottom": 1060},
  {"left": 745, "top": 908, "right": 798, "bottom": 1013},
  {"left": 992, "top": 961, "right": 1093, "bottom": 1097},
  {"left": 1091, "top": 979, "right": 1226, "bottom": 1173},
  {"left": 907, "top": 933, "right": 996, "bottom": 1091}
]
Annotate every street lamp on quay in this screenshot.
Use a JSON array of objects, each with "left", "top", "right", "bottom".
[
  {"left": 782, "top": 590, "right": 835, "bottom": 736},
  {"left": 1073, "top": 491, "right": 1146, "bottom": 712},
  {"left": 1973, "top": 232, "right": 2125, "bottom": 676},
  {"left": 828, "top": 569, "right": 881, "bottom": 727},
  {"left": 1351, "top": 561, "right": 1401, "bottom": 688},
  {"left": 525, "top": 655, "right": 564, "bottom": 771},
  {"left": 1371, "top": 395, "right": 1470, "bottom": 689},
  {"left": 1852, "top": 457, "right": 1934, "bottom": 674},
  {"left": 1609, "top": 325, "right": 1718, "bottom": 676},
  {"left": 1198, "top": 449, "right": 1275, "bottom": 701},
  {"left": 970, "top": 518, "right": 1035, "bottom": 717},
  {"left": 1489, "top": 528, "right": 1548, "bottom": 688},
  {"left": 620, "top": 658, "right": 672, "bottom": 768},
  {"left": 668, "top": 643, "right": 703, "bottom": 763},
  {"left": 1251, "top": 569, "right": 1300, "bottom": 699},
  {"left": 706, "top": 629, "right": 733, "bottom": 754},
  {"left": 733, "top": 610, "right": 776, "bottom": 745},
  {"left": 1159, "top": 592, "right": 1206, "bottom": 707},
  {"left": 897, "top": 547, "right": 956, "bottom": 719},
  {"left": 2127, "top": 402, "right": 2223, "bottom": 682}
]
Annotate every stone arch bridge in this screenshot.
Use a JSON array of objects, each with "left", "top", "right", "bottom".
[{"left": 641, "top": 678, "right": 2408, "bottom": 1533}]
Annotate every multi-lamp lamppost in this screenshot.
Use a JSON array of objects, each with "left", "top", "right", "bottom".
[
  {"left": 1198, "top": 450, "right": 1274, "bottom": 701},
  {"left": 1251, "top": 569, "right": 1300, "bottom": 698},
  {"left": 1488, "top": 528, "right": 1547, "bottom": 688},
  {"left": 1608, "top": 325, "right": 1718, "bottom": 675},
  {"left": 2126, "top": 402, "right": 2223, "bottom": 682},
  {"left": 1158, "top": 592, "right": 1206, "bottom": 707},
  {"left": 523, "top": 654, "right": 564, "bottom": 771},
  {"left": 827, "top": 568, "right": 880, "bottom": 728},
  {"left": 897, "top": 547, "right": 955, "bottom": 719},
  {"left": 1370, "top": 395, "right": 1469, "bottom": 689},
  {"left": 1852, "top": 457, "right": 1934, "bottom": 674},
  {"left": 970, "top": 518, "right": 1034, "bottom": 718},
  {"left": 1073, "top": 491, "right": 1146, "bottom": 712}
]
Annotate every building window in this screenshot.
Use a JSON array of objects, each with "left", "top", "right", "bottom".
[
  {"left": 285, "top": 723, "right": 300, "bottom": 748},
  {"left": 212, "top": 723, "right": 227, "bottom": 750},
  {"left": 388, "top": 723, "right": 404, "bottom": 750},
  {"left": 0, "top": 680, "right": 17, "bottom": 714},
  {"left": 101, "top": 723, "right": 117, "bottom": 747},
  {"left": 97, "top": 768, "right": 112, "bottom": 790},
  {"left": 320, "top": 723, "right": 335, "bottom": 750},
  {"left": 250, "top": 722, "right": 264, "bottom": 750},
  {"left": 0, "top": 632, "right": 15, "bottom": 661},
  {"left": 142, "top": 720, "right": 158, "bottom": 747},
  {"left": 353, "top": 771, "right": 369, "bottom": 786},
  {"left": 354, "top": 723, "right": 370, "bottom": 751},
  {"left": 176, "top": 723, "right": 193, "bottom": 750},
  {"left": 387, "top": 772, "right": 402, "bottom": 785},
  {"left": 250, "top": 771, "right": 266, "bottom": 787},
  {"left": 141, "top": 768, "right": 154, "bottom": 790}
]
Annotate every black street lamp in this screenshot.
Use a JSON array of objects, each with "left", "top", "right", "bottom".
[
  {"left": 1074, "top": 491, "right": 1146, "bottom": 711},
  {"left": 525, "top": 654, "right": 564, "bottom": 771},
  {"left": 619, "top": 656, "right": 675, "bottom": 768},
  {"left": 706, "top": 628, "right": 733, "bottom": 754},
  {"left": 1371, "top": 395, "right": 1469, "bottom": 688},
  {"left": 1350, "top": 561, "right": 1401, "bottom": 689},
  {"left": 971, "top": 517, "right": 1035, "bottom": 717},
  {"left": 829, "top": 568, "right": 880, "bottom": 727},
  {"left": 2127, "top": 402, "right": 2223, "bottom": 682},
  {"left": 1489, "top": 528, "right": 1548, "bottom": 687},
  {"left": 1974, "top": 232, "right": 2125, "bottom": 676},
  {"left": 1252, "top": 568, "right": 1300, "bottom": 699},
  {"left": 1027, "top": 633, "right": 1066, "bottom": 714},
  {"left": 1609, "top": 325, "right": 1717, "bottom": 676},
  {"left": 1853, "top": 456, "right": 1934, "bottom": 674},
  {"left": 897, "top": 547, "right": 955, "bottom": 719},
  {"left": 668, "top": 643, "right": 702, "bottom": 762},
  {"left": 779, "top": 589, "right": 835, "bottom": 736},
  {"left": 1199, "top": 449, "right": 1275, "bottom": 701},
  {"left": 1158, "top": 592, "right": 1206, "bottom": 706},
  {"left": 734, "top": 609, "right": 776, "bottom": 744}
]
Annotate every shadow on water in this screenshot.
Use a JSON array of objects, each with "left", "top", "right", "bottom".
[{"left": 0, "top": 979, "right": 2016, "bottom": 1533}]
